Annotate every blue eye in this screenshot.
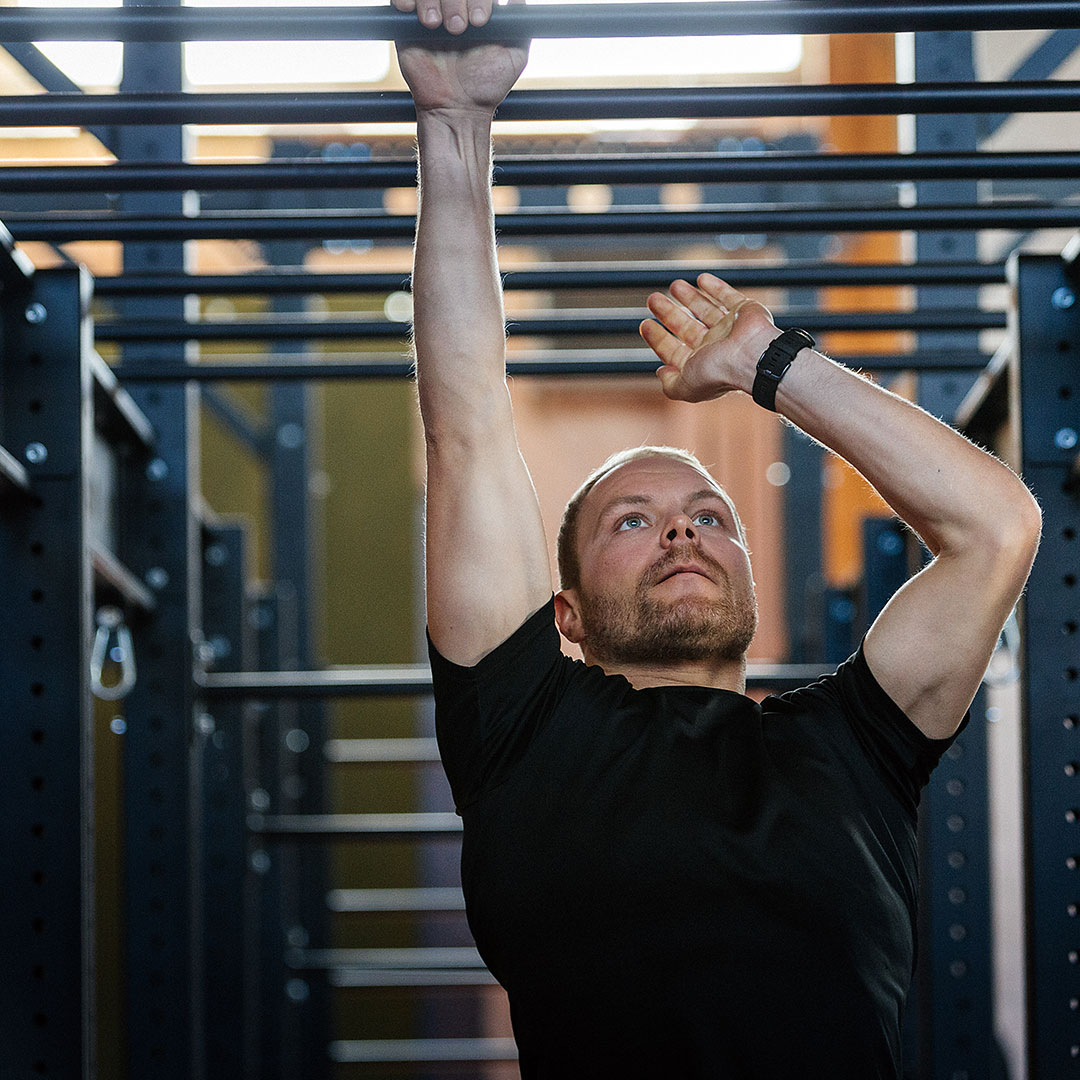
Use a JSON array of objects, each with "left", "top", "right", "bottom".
[
  {"left": 618, "top": 515, "right": 646, "bottom": 531},
  {"left": 693, "top": 512, "right": 721, "bottom": 527}
]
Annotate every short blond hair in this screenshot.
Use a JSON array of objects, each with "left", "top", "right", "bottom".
[{"left": 556, "top": 446, "right": 742, "bottom": 591}]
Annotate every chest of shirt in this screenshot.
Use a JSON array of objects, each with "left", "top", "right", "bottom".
[{"left": 461, "top": 697, "right": 916, "bottom": 973}]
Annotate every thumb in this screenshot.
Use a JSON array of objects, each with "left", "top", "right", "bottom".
[{"left": 656, "top": 365, "right": 685, "bottom": 399}]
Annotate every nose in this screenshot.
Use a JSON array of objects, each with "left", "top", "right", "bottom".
[{"left": 661, "top": 514, "right": 696, "bottom": 546}]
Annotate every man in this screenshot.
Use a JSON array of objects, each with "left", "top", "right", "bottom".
[{"left": 392, "top": 3, "right": 1042, "bottom": 1075}]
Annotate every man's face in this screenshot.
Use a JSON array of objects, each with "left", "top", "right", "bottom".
[{"left": 568, "top": 458, "right": 758, "bottom": 666}]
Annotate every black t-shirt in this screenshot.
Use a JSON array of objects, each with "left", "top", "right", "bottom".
[{"left": 428, "top": 597, "right": 968, "bottom": 1079}]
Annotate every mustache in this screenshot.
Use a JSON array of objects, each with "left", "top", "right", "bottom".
[{"left": 644, "top": 547, "right": 728, "bottom": 587}]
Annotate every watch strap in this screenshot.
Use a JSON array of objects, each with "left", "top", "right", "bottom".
[{"left": 751, "top": 327, "right": 815, "bottom": 411}]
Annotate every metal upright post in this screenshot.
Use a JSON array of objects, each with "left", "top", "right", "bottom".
[
  {"left": 910, "top": 30, "right": 1000, "bottom": 1079},
  {"left": 0, "top": 265, "right": 95, "bottom": 1080},
  {"left": 114, "top": 3, "right": 204, "bottom": 1076},
  {"left": 200, "top": 522, "right": 253, "bottom": 1076},
  {"left": 1013, "top": 250, "right": 1080, "bottom": 1078},
  {"left": 248, "top": 586, "right": 291, "bottom": 1080},
  {"left": 265, "top": 141, "right": 330, "bottom": 1078}
]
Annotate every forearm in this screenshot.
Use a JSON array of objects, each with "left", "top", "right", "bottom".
[
  {"left": 413, "top": 108, "right": 510, "bottom": 442},
  {"left": 749, "top": 342, "right": 1041, "bottom": 557}
]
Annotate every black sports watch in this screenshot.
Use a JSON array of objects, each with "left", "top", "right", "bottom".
[{"left": 751, "top": 327, "right": 815, "bottom": 412}]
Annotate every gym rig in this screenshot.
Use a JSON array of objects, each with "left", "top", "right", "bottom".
[{"left": 0, "top": 3, "right": 1079, "bottom": 1078}]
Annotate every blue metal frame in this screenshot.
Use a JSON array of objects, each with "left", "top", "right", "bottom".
[
  {"left": 912, "top": 32, "right": 1001, "bottom": 1078},
  {"left": 0, "top": 265, "right": 95, "bottom": 1080},
  {"left": 199, "top": 521, "right": 253, "bottom": 1076},
  {"left": 115, "top": 6, "right": 204, "bottom": 1076},
  {"left": 1013, "top": 250, "right": 1080, "bottom": 1077}
]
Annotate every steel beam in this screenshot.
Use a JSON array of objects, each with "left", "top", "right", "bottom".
[
  {"left": 110, "top": 350, "right": 994, "bottom": 382},
  {"left": 93, "top": 262, "right": 1008, "bottom": 298},
  {"left": 0, "top": 443, "right": 31, "bottom": 495},
  {"left": 9, "top": 151, "right": 1080, "bottom": 194},
  {"left": 115, "top": 16, "right": 204, "bottom": 1079},
  {"left": 10, "top": 82, "right": 1080, "bottom": 126},
  {"left": 200, "top": 662, "right": 830, "bottom": 699},
  {"left": 0, "top": 266, "right": 95, "bottom": 1080},
  {"left": 1, "top": 3, "right": 1077, "bottom": 40},
  {"left": 199, "top": 522, "right": 252, "bottom": 1078},
  {"left": 9, "top": 203, "right": 1080, "bottom": 243},
  {"left": 1013, "top": 251, "right": 1080, "bottom": 1075},
  {"left": 95, "top": 309, "right": 1006, "bottom": 344},
  {"left": 328, "top": 1038, "right": 518, "bottom": 1063}
]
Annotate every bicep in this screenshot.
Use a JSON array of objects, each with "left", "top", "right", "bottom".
[
  {"left": 424, "top": 391, "right": 553, "bottom": 666},
  {"left": 863, "top": 536, "right": 1038, "bottom": 741}
]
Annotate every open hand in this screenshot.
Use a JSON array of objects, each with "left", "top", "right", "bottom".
[
  {"left": 392, "top": 0, "right": 529, "bottom": 115},
  {"left": 640, "top": 274, "right": 780, "bottom": 403}
]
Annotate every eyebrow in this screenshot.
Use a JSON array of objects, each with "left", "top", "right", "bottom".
[{"left": 595, "top": 488, "right": 733, "bottom": 523}]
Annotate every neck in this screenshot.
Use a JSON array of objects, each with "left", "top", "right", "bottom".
[{"left": 584, "top": 650, "right": 748, "bottom": 695}]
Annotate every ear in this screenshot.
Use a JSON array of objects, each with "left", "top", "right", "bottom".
[{"left": 554, "top": 589, "right": 585, "bottom": 645}]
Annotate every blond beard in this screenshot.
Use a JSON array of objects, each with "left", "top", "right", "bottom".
[{"left": 579, "top": 560, "right": 758, "bottom": 667}]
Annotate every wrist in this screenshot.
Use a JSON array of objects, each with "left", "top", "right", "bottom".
[
  {"left": 732, "top": 325, "right": 783, "bottom": 396},
  {"left": 416, "top": 104, "right": 497, "bottom": 130},
  {"left": 751, "top": 328, "right": 815, "bottom": 411},
  {"left": 416, "top": 110, "right": 495, "bottom": 183}
]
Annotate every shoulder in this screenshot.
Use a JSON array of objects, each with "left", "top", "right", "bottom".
[{"left": 763, "top": 642, "right": 968, "bottom": 810}]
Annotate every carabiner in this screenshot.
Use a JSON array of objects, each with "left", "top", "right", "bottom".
[{"left": 91, "top": 605, "right": 137, "bottom": 701}]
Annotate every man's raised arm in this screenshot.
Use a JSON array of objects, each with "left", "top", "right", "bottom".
[
  {"left": 394, "top": 1, "right": 552, "bottom": 666},
  {"left": 641, "top": 274, "right": 1042, "bottom": 741}
]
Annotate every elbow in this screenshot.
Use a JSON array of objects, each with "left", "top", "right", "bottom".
[
  {"left": 998, "top": 483, "right": 1043, "bottom": 560},
  {"left": 970, "top": 484, "right": 1043, "bottom": 577},
  {"left": 419, "top": 381, "right": 511, "bottom": 450},
  {"left": 938, "top": 480, "right": 1042, "bottom": 570}
]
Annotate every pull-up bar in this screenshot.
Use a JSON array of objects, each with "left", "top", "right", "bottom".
[
  {"left": 8, "top": 152, "right": 1079, "bottom": 194},
  {"left": 9, "top": 203, "right": 1078, "bottom": 243},
  {"left": 0, "top": 2, "right": 1075, "bottom": 40},
  {"left": 95, "top": 309, "right": 1005, "bottom": 343},
  {"left": 110, "top": 349, "right": 993, "bottom": 382},
  {"left": 8, "top": 83, "right": 1078, "bottom": 126},
  {"left": 92, "top": 262, "right": 1006, "bottom": 297}
]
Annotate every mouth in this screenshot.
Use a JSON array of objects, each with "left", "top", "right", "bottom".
[{"left": 656, "top": 565, "right": 713, "bottom": 584}]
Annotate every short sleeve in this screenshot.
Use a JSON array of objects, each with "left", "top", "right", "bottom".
[
  {"left": 427, "top": 596, "right": 570, "bottom": 812},
  {"left": 833, "top": 641, "right": 970, "bottom": 812}
]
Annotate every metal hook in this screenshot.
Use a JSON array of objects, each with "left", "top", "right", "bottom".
[{"left": 91, "top": 605, "right": 137, "bottom": 701}]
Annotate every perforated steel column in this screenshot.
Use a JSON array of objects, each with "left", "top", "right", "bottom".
[
  {"left": 1014, "top": 251, "right": 1080, "bottom": 1077},
  {"left": 910, "top": 30, "right": 999, "bottom": 1079},
  {"left": 0, "top": 266, "right": 95, "bottom": 1080},
  {"left": 116, "top": 4, "right": 203, "bottom": 1075},
  {"left": 200, "top": 522, "right": 253, "bottom": 1075}
]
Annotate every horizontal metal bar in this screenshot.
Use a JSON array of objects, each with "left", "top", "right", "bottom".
[
  {"left": 89, "top": 351, "right": 156, "bottom": 450},
  {"left": 97, "top": 309, "right": 1006, "bottom": 344},
  {"left": 12, "top": 203, "right": 1077, "bottom": 243},
  {"left": 248, "top": 812, "right": 463, "bottom": 836},
  {"left": 204, "top": 665, "right": 437, "bottom": 698},
  {"left": 953, "top": 336, "right": 1013, "bottom": 436},
  {"left": 205, "top": 662, "right": 829, "bottom": 699},
  {"left": 328, "top": 1038, "right": 518, "bottom": 1064},
  {"left": 324, "top": 738, "right": 441, "bottom": 763},
  {"left": 0, "top": 442, "right": 31, "bottom": 497},
  {"left": 90, "top": 543, "right": 157, "bottom": 616},
  {"left": 0, "top": 218, "right": 34, "bottom": 288},
  {"left": 329, "top": 969, "right": 498, "bottom": 987},
  {"left": 292, "top": 947, "right": 484, "bottom": 970},
  {"left": 93, "top": 261, "right": 1008, "bottom": 298},
  {"left": 11, "top": 82, "right": 1080, "bottom": 126},
  {"left": 2, "top": 3, "right": 1076, "bottom": 41},
  {"left": 326, "top": 887, "right": 464, "bottom": 911},
  {"left": 112, "top": 349, "right": 993, "bottom": 382},
  {"left": 10, "top": 151, "right": 1080, "bottom": 194}
]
